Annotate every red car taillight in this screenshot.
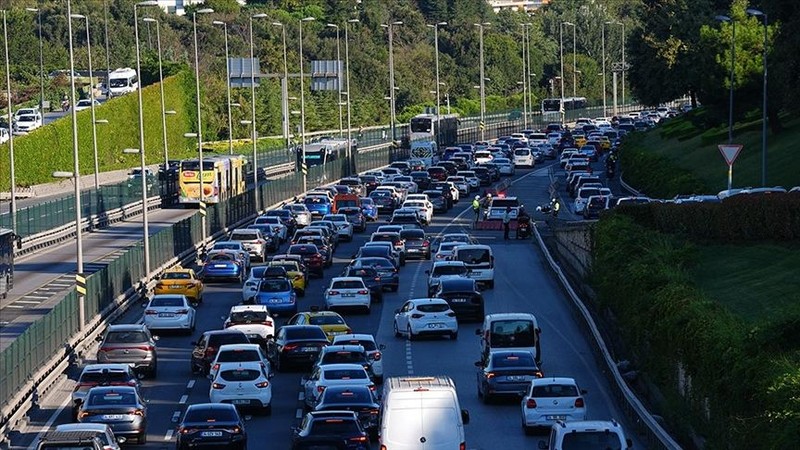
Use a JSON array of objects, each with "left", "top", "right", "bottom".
[
  {"left": 283, "top": 344, "right": 299, "bottom": 352},
  {"left": 255, "top": 381, "right": 270, "bottom": 388},
  {"left": 525, "top": 398, "right": 537, "bottom": 408},
  {"left": 328, "top": 290, "right": 340, "bottom": 296},
  {"left": 575, "top": 397, "right": 585, "bottom": 408},
  {"left": 371, "top": 352, "right": 382, "bottom": 361},
  {"left": 211, "top": 382, "right": 226, "bottom": 389},
  {"left": 144, "top": 310, "right": 157, "bottom": 315},
  {"left": 357, "top": 290, "right": 369, "bottom": 295}
]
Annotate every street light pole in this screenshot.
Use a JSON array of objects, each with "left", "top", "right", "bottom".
[
  {"left": 381, "top": 21, "right": 403, "bottom": 145},
  {"left": 572, "top": 22, "right": 577, "bottom": 99},
  {"left": 104, "top": 0, "right": 110, "bottom": 95},
  {"left": 345, "top": 19, "right": 359, "bottom": 174},
  {"left": 3, "top": 11, "right": 16, "bottom": 235},
  {"left": 525, "top": 23, "right": 533, "bottom": 124},
  {"left": 25, "top": 8, "right": 44, "bottom": 111},
  {"left": 325, "top": 24, "right": 344, "bottom": 137},
  {"left": 715, "top": 15, "right": 735, "bottom": 144},
  {"left": 142, "top": 17, "right": 173, "bottom": 169},
  {"left": 249, "top": 13, "right": 267, "bottom": 212},
  {"left": 212, "top": 21, "right": 233, "bottom": 156},
  {"left": 191, "top": 8, "right": 214, "bottom": 245},
  {"left": 427, "top": 22, "right": 446, "bottom": 117},
  {"left": 70, "top": 14, "right": 102, "bottom": 192},
  {"left": 475, "top": 22, "right": 489, "bottom": 141},
  {"left": 271, "top": 22, "right": 290, "bottom": 152},
  {"left": 519, "top": 24, "right": 527, "bottom": 128},
  {"left": 602, "top": 21, "right": 609, "bottom": 114},
  {"left": 747, "top": 8, "right": 768, "bottom": 186},
  {"left": 299, "top": 16, "right": 316, "bottom": 193},
  {"left": 621, "top": 22, "right": 626, "bottom": 106}
]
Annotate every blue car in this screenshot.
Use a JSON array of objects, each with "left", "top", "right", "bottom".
[
  {"left": 202, "top": 251, "right": 243, "bottom": 282},
  {"left": 304, "top": 196, "right": 332, "bottom": 219},
  {"left": 249, "top": 277, "right": 297, "bottom": 315},
  {"left": 359, "top": 198, "right": 378, "bottom": 221}
]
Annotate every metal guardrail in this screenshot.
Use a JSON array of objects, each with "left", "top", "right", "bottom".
[{"left": 533, "top": 225, "right": 682, "bottom": 449}]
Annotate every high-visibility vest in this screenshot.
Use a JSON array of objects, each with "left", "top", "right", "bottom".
[
  {"left": 553, "top": 201, "right": 561, "bottom": 211},
  {"left": 472, "top": 200, "right": 480, "bottom": 210}
]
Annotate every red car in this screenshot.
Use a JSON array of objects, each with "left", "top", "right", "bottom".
[{"left": 288, "top": 244, "right": 325, "bottom": 277}]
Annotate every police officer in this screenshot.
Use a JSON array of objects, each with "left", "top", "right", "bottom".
[
  {"left": 472, "top": 195, "right": 481, "bottom": 224},
  {"left": 552, "top": 197, "right": 561, "bottom": 218},
  {"left": 502, "top": 207, "right": 512, "bottom": 240}
]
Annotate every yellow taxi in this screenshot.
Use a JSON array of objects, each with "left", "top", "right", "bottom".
[
  {"left": 154, "top": 267, "right": 204, "bottom": 303},
  {"left": 286, "top": 309, "right": 351, "bottom": 342},
  {"left": 597, "top": 135, "right": 612, "bottom": 150},
  {"left": 573, "top": 133, "right": 587, "bottom": 148},
  {"left": 267, "top": 260, "right": 307, "bottom": 297}
]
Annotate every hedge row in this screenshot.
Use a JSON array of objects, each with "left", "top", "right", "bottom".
[
  {"left": 615, "top": 193, "right": 800, "bottom": 242},
  {"left": 0, "top": 71, "right": 196, "bottom": 190},
  {"left": 619, "top": 136, "right": 708, "bottom": 199},
  {"left": 592, "top": 214, "right": 800, "bottom": 448}
]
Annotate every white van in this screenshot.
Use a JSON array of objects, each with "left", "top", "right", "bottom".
[
  {"left": 477, "top": 313, "right": 542, "bottom": 364},
  {"left": 451, "top": 244, "right": 494, "bottom": 288},
  {"left": 108, "top": 67, "right": 138, "bottom": 97},
  {"left": 513, "top": 148, "right": 534, "bottom": 168},
  {"left": 380, "top": 376, "right": 470, "bottom": 450}
]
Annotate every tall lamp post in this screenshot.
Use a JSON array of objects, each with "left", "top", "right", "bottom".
[
  {"left": 427, "top": 21, "right": 447, "bottom": 117},
  {"left": 212, "top": 20, "right": 234, "bottom": 156},
  {"left": 248, "top": 13, "right": 267, "bottom": 212},
  {"left": 190, "top": 7, "right": 214, "bottom": 246},
  {"left": 25, "top": 8, "right": 44, "bottom": 111},
  {"left": 381, "top": 21, "right": 403, "bottom": 145},
  {"left": 620, "top": 22, "right": 626, "bottom": 105},
  {"left": 560, "top": 21, "right": 574, "bottom": 102},
  {"left": 104, "top": 0, "right": 110, "bottom": 96},
  {"left": 344, "top": 19, "right": 359, "bottom": 174},
  {"left": 142, "top": 17, "right": 176, "bottom": 169},
  {"left": 271, "top": 22, "right": 290, "bottom": 152},
  {"left": 325, "top": 23, "right": 344, "bottom": 137},
  {"left": 572, "top": 21, "right": 577, "bottom": 99},
  {"left": 519, "top": 24, "right": 528, "bottom": 128},
  {"left": 525, "top": 23, "right": 534, "bottom": 123},
  {"left": 746, "top": 8, "right": 768, "bottom": 186},
  {"left": 715, "top": 15, "right": 735, "bottom": 144},
  {"left": 474, "top": 22, "right": 490, "bottom": 141},
  {"left": 602, "top": 21, "right": 610, "bottom": 114},
  {"left": 3, "top": 11, "right": 16, "bottom": 234},
  {"left": 299, "top": 16, "right": 316, "bottom": 193}
]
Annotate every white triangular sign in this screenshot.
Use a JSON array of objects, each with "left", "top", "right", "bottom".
[{"left": 718, "top": 144, "right": 743, "bottom": 166}]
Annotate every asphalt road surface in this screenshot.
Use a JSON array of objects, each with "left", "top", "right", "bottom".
[{"left": 9, "top": 162, "right": 647, "bottom": 450}]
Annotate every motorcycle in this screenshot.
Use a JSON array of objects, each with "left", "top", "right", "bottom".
[{"left": 516, "top": 215, "right": 532, "bottom": 239}]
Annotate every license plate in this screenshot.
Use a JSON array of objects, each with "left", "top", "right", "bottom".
[
  {"left": 201, "top": 431, "right": 223, "bottom": 437},
  {"left": 546, "top": 415, "right": 567, "bottom": 421},
  {"left": 231, "top": 399, "right": 250, "bottom": 405},
  {"left": 507, "top": 375, "right": 524, "bottom": 381},
  {"left": 268, "top": 298, "right": 282, "bottom": 303},
  {"left": 214, "top": 264, "right": 228, "bottom": 268},
  {"left": 342, "top": 293, "right": 355, "bottom": 297},
  {"left": 158, "top": 313, "right": 175, "bottom": 317},
  {"left": 103, "top": 414, "right": 125, "bottom": 420},
  {"left": 451, "top": 298, "right": 467, "bottom": 303},
  {"left": 170, "top": 285, "right": 182, "bottom": 289},
  {"left": 330, "top": 331, "right": 345, "bottom": 335},
  {"left": 301, "top": 347, "right": 318, "bottom": 352},
  {"left": 427, "top": 323, "right": 444, "bottom": 329}
]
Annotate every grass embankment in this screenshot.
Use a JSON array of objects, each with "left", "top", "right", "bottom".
[{"left": 621, "top": 110, "right": 800, "bottom": 198}]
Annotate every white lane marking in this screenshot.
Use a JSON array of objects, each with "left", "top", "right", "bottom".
[
  {"left": 298, "top": 392, "right": 305, "bottom": 401},
  {"left": 295, "top": 408, "right": 304, "bottom": 419},
  {"left": 187, "top": 380, "right": 195, "bottom": 389},
  {"left": 48, "top": 283, "right": 72, "bottom": 287},
  {"left": 6, "top": 305, "right": 25, "bottom": 308},
  {"left": 171, "top": 410, "right": 181, "bottom": 422},
  {"left": 405, "top": 340, "right": 414, "bottom": 375},
  {"left": 15, "top": 300, "right": 43, "bottom": 304},
  {"left": 21, "top": 295, "right": 49, "bottom": 299},
  {"left": 25, "top": 392, "right": 73, "bottom": 450},
  {"left": 164, "top": 429, "right": 174, "bottom": 441},
  {"left": 179, "top": 394, "right": 188, "bottom": 404}
]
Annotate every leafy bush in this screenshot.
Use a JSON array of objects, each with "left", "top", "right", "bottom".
[{"left": 619, "top": 136, "right": 708, "bottom": 199}]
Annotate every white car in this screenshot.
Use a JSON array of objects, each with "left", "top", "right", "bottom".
[
  {"left": 302, "top": 363, "right": 375, "bottom": 409},
  {"left": 75, "top": 98, "right": 101, "bottom": 111},
  {"left": 223, "top": 304, "right": 275, "bottom": 344},
  {"left": 426, "top": 260, "right": 469, "bottom": 296},
  {"left": 322, "top": 214, "right": 354, "bottom": 242},
  {"left": 55, "top": 423, "right": 121, "bottom": 449},
  {"left": 208, "top": 343, "right": 271, "bottom": 380},
  {"left": 434, "top": 242, "right": 460, "bottom": 261},
  {"left": 521, "top": 377, "right": 588, "bottom": 433},
  {"left": 513, "top": 148, "right": 534, "bottom": 168},
  {"left": 253, "top": 216, "right": 287, "bottom": 242},
  {"left": 242, "top": 266, "right": 270, "bottom": 300},
  {"left": 574, "top": 187, "right": 606, "bottom": 214},
  {"left": 209, "top": 361, "right": 274, "bottom": 415},
  {"left": 474, "top": 150, "right": 493, "bottom": 164},
  {"left": 229, "top": 228, "right": 268, "bottom": 262},
  {"left": 457, "top": 171, "right": 480, "bottom": 189},
  {"left": 14, "top": 113, "right": 42, "bottom": 132},
  {"left": 402, "top": 201, "right": 433, "bottom": 224},
  {"left": 331, "top": 334, "right": 386, "bottom": 383},
  {"left": 444, "top": 181, "right": 460, "bottom": 202},
  {"left": 405, "top": 194, "right": 431, "bottom": 203},
  {"left": 393, "top": 298, "right": 458, "bottom": 340},
  {"left": 14, "top": 107, "right": 39, "bottom": 121},
  {"left": 446, "top": 176, "right": 469, "bottom": 195},
  {"left": 440, "top": 232, "right": 476, "bottom": 245},
  {"left": 142, "top": 294, "right": 196, "bottom": 332},
  {"left": 210, "top": 241, "right": 251, "bottom": 271},
  {"left": 324, "top": 277, "right": 372, "bottom": 313},
  {"left": 375, "top": 225, "right": 405, "bottom": 234},
  {"left": 493, "top": 158, "right": 515, "bottom": 176}
]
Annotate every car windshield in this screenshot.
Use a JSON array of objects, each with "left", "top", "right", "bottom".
[
  {"left": 217, "top": 349, "right": 260, "bottom": 362},
  {"left": 355, "top": 258, "right": 393, "bottom": 269},
  {"left": 322, "top": 388, "right": 373, "bottom": 404},
  {"left": 150, "top": 297, "right": 185, "bottom": 307},
  {"left": 220, "top": 369, "right": 261, "bottom": 382},
  {"left": 331, "top": 280, "right": 364, "bottom": 289},
  {"left": 183, "top": 407, "right": 238, "bottom": 423},
  {"left": 162, "top": 272, "right": 191, "bottom": 280},
  {"left": 80, "top": 371, "right": 130, "bottom": 383},
  {"left": 438, "top": 243, "right": 459, "bottom": 252},
  {"left": 214, "top": 243, "right": 240, "bottom": 250},
  {"left": 491, "top": 353, "right": 535, "bottom": 367},
  {"left": 416, "top": 304, "right": 450, "bottom": 313},
  {"left": 321, "top": 352, "right": 366, "bottom": 364},
  {"left": 454, "top": 249, "right": 491, "bottom": 264},
  {"left": 87, "top": 391, "right": 137, "bottom": 406},
  {"left": 561, "top": 432, "right": 623, "bottom": 450},
  {"left": 531, "top": 384, "right": 580, "bottom": 397},
  {"left": 260, "top": 279, "right": 290, "bottom": 292},
  {"left": 105, "top": 331, "right": 147, "bottom": 343},
  {"left": 229, "top": 311, "right": 268, "bottom": 323},
  {"left": 309, "top": 315, "right": 345, "bottom": 326},
  {"left": 209, "top": 254, "right": 234, "bottom": 262}
]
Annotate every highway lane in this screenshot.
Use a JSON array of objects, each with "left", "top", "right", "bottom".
[{"left": 11, "top": 164, "right": 647, "bottom": 450}]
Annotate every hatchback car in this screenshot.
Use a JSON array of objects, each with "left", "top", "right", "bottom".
[
  {"left": 393, "top": 298, "right": 458, "bottom": 341},
  {"left": 142, "top": 294, "right": 196, "bottom": 333},
  {"left": 176, "top": 403, "right": 247, "bottom": 450},
  {"left": 71, "top": 364, "right": 140, "bottom": 421},
  {"left": 153, "top": 267, "right": 204, "bottom": 303},
  {"left": 77, "top": 386, "right": 147, "bottom": 445},
  {"left": 228, "top": 228, "right": 269, "bottom": 262},
  {"left": 313, "top": 345, "right": 374, "bottom": 381},
  {"left": 223, "top": 304, "right": 275, "bottom": 348},
  {"left": 190, "top": 330, "right": 250, "bottom": 375},
  {"left": 475, "top": 350, "right": 543, "bottom": 403},
  {"left": 324, "top": 277, "right": 372, "bottom": 313},
  {"left": 267, "top": 325, "right": 330, "bottom": 371},
  {"left": 302, "top": 364, "right": 376, "bottom": 410},
  {"left": 208, "top": 343, "right": 271, "bottom": 380},
  {"left": 521, "top": 377, "right": 587, "bottom": 433},
  {"left": 292, "top": 411, "right": 370, "bottom": 450},
  {"left": 426, "top": 261, "right": 469, "bottom": 296},
  {"left": 202, "top": 251, "right": 244, "bottom": 283},
  {"left": 96, "top": 324, "right": 158, "bottom": 378},
  {"left": 323, "top": 214, "right": 354, "bottom": 242},
  {"left": 247, "top": 277, "right": 297, "bottom": 315},
  {"left": 399, "top": 229, "right": 431, "bottom": 260},
  {"left": 209, "top": 361, "right": 274, "bottom": 415}
]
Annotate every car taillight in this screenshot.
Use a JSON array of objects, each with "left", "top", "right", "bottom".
[
  {"left": 368, "top": 384, "right": 377, "bottom": 391},
  {"left": 346, "top": 327, "right": 352, "bottom": 334},
  {"left": 371, "top": 352, "right": 382, "bottom": 361},
  {"left": 460, "top": 442, "right": 466, "bottom": 450},
  {"left": 176, "top": 309, "right": 189, "bottom": 314},
  {"left": 293, "top": 275, "right": 302, "bottom": 280},
  {"left": 422, "top": 241, "right": 430, "bottom": 247},
  {"left": 575, "top": 397, "right": 585, "bottom": 408},
  {"left": 283, "top": 344, "right": 299, "bottom": 352},
  {"left": 179, "top": 427, "right": 196, "bottom": 435},
  {"left": 380, "top": 446, "right": 388, "bottom": 450},
  {"left": 534, "top": 371, "right": 544, "bottom": 378},
  {"left": 255, "top": 381, "right": 270, "bottom": 388},
  {"left": 78, "top": 411, "right": 92, "bottom": 419},
  {"left": 212, "top": 363, "right": 220, "bottom": 372},
  {"left": 211, "top": 382, "right": 226, "bottom": 389},
  {"left": 130, "top": 409, "right": 145, "bottom": 416},
  {"left": 317, "top": 386, "right": 326, "bottom": 393},
  {"left": 525, "top": 398, "right": 537, "bottom": 408},
  {"left": 155, "top": 282, "right": 164, "bottom": 289},
  {"left": 486, "top": 372, "right": 496, "bottom": 380},
  {"left": 225, "top": 426, "right": 241, "bottom": 434},
  {"left": 98, "top": 347, "right": 111, "bottom": 353},
  {"left": 328, "top": 290, "right": 340, "bottom": 296},
  {"left": 411, "top": 313, "right": 424, "bottom": 319},
  {"left": 263, "top": 320, "right": 273, "bottom": 327},
  {"left": 350, "top": 436, "right": 369, "bottom": 443},
  {"left": 357, "top": 290, "right": 369, "bottom": 295},
  {"left": 374, "top": 277, "right": 381, "bottom": 282},
  {"left": 144, "top": 309, "right": 158, "bottom": 315},
  {"left": 446, "top": 312, "right": 456, "bottom": 317}
]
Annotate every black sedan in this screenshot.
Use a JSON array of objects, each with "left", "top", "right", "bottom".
[
  {"left": 422, "top": 190, "right": 448, "bottom": 213},
  {"left": 349, "top": 257, "right": 399, "bottom": 292},
  {"left": 314, "top": 386, "right": 381, "bottom": 441},
  {"left": 267, "top": 325, "right": 330, "bottom": 371},
  {"left": 434, "top": 277, "right": 484, "bottom": 321},
  {"left": 342, "top": 266, "right": 383, "bottom": 302},
  {"left": 177, "top": 403, "right": 247, "bottom": 450},
  {"left": 292, "top": 411, "right": 371, "bottom": 450},
  {"left": 410, "top": 171, "right": 432, "bottom": 191}
]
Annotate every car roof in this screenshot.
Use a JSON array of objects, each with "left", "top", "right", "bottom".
[
  {"left": 321, "top": 344, "right": 365, "bottom": 353},
  {"left": 320, "top": 363, "right": 369, "bottom": 371},
  {"left": 530, "top": 377, "right": 579, "bottom": 386},
  {"left": 203, "top": 329, "right": 247, "bottom": 336},
  {"left": 408, "top": 297, "right": 449, "bottom": 305},
  {"left": 331, "top": 277, "right": 365, "bottom": 283},
  {"left": 440, "top": 277, "right": 476, "bottom": 289},
  {"left": 216, "top": 343, "right": 262, "bottom": 352},
  {"left": 432, "top": 260, "right": 467, "bottom": 267}
]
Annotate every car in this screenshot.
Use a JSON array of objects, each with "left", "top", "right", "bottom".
[
  {"left": 388, "top": 210, "right": 424, "bottom": 228},
  {"left": 369, "top": 232, "right": 406, "bottom": 262},
  {"left": 312, "top": 344, "right": 373, "bottom": 375},
  {"left": 247, "top": 276, "right": 298, "bottom": 315},
  {"left": 349, "top": 257, "right": 399, "bottom": 292},
  {"left": 296, "top": 235, "right": 334, "bottom": 268},
  {"left": 422, "top": 189, "right": 448, "bottom": 212},
  {"left": 426, "top": 261, "right": 469, "bottom": 296},
  {"left": 475, "top": 350, "right": 543, "bottom": 404},
  {"left": 202, "top": 250, "right": 245, "bottom": 283},
  {"left": 71, "top": 364, "right": 140, "bottom": 421},
  {"left": 253, "top": 215, "right": 288, "bottom": 242},
  {"left": 153, "top": 266, "right": 204, "bottom": 303},
  {"left": 142, "top": 294, "right": 196, "bottom": 333},
  {"left": 304, "top": 195, "right": 333, "bottom": 219},
  {"left": 478, "top": 313, "right": 542, "bottom": 365},
  {"left": 208, "top": 343, "right": 271, "bottom": 380},
  {"left": 53, "top": 423, "right": 121, "bottom": 450},
  {"left": 74, "top": 98, "right": 101, "bottom": 111},
  {"left": 287, "top": 310, "right": 352, "bottom": 342},
  {"left": 493, "top": 157, "right": 515, "bottom": 176},
  {"left": 434, "top": 241, "right": 461, "bottom": 261},
  {"left": 287, "top": 244, "right": 326, "bottom": 277},
  {"left": 312, "top": 385, "right": 381, "bottom": 440},
  {"left": 538, "top": 420, "right": 632, "bottom": 449},
  {"left": 77, "top": 386, "right": 147, "bottom": 445},
  {"left": 359, "top": 197, "right": 379, "bottom": 221},
  {"left": 338, "top": 206, "right": 367, "bottom": 232},
  {"left": 245, "top": 224, "right": 280, "bottom": 252},
  {"left": 399, "top": 228, "right": 431, "bottom": 260},
  {"left": 451, "top": 244, "right": 495, "bottom": 288},
  {"left": 190, "top": 329, "right": 251, "bottom": 375},
  {"left": 434, "top": 277, "right": 484, "bottom": 322},
  {"left": 228, "top": 228, "right": 269, "bottom": 262},
  {"left": 291, "top": 411, "right": 371, "bottom": 450},
  {"left": 583, "top": 195, "right": 612, "bottom": 219},
  {"left": 14, "top": 113, "right": 42, "bottom": 132},
  {"left": 209, "top": 361, "right": 274, "bottom": 415},
  {"left": 521, "top": 377, "right": 587, "bottom": 433},
  {"left": 324, "top": 277, "right": 372, "bottom": 313},
  {"left": 223, "top": 304, "right": 275, "bottom": 349},
  {"left": 331, "top": 334, "right": 386, "bottom": 384},
  {"left": 264, "top": 208, "right": 298, "bottom": 234},
  {"left": 393, "top": 298, "right": 458, "bottom": 341},
  {"left": 284, "top": 203, "right": 313, "bottom": 227},
  {"left": 370, "top": 189, "right": 397, "bottom": 213},
  {"left": 267, "top": 259, "right": 308, "bottom": 297},
  {"left": 210, "top": 241, "right": 250, "bottom": 271},
  {"left": 96, "top": 324, "right": 158, "bottom": 378},
  {"left": 355, "top": 243, "right": 401, "bottom": 269},
  {"left": 267, "top": 325, "right": 330, "bottom": 371},
  {"left": 302, "top": 364, "right": 376, "bottom": 410},
  {"left": 176, "top": 403, "right": 247, "bottom": 450},
  {"left": 401, "top": 200, "right": 433, "bottom": 224},
  {"left": 323, "top": 213, "right": 354, "bottom": 242},
  {"left": 242, "top": 266, "right": 272, "bottom": 301},
  {"left": 440, "top": 232, "right": 477, "bottom": 245}
]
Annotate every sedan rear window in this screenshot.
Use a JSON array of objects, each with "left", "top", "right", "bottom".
[
  {"left": 184, "top": 407, "right": 238, "bottom": 423},
  {"left": 321, "top": 352, "right": 366, "bottom": 364},
  {"left": 331, "top": 280, "right": 364, "bottom": 289},
  {"left": 260, "top": 279, "right": 291, "bottom": 292},
  {"left": 207, "top": 333, "right": 249, "bottom": 347},
  {"left": 310, "top": 419, "right": 361, "bottom": 434},
  {"left": 285, "top": 327, "right": 327, "bottom": 340},
  {"left": 220, "top": 369, "right": 261, "bottom": 382},
  {"left": 87, "top": 391, "right": 137, "bottom": 406},
  {"left": 162, "top": 272, "right": 191, "bottom": 280},
  {"left": 230, "top": 232, "right": 259, "bottom": 241},
  {"left": 492, "top": 353, "right": 535, "bottom": 367},
  {"left": 309, "top": 315, "right": 345, "bottom": 326},
  {"left": 79, "top": 371, "right": 132, "bottom": 383},
  {"left": 230, "top": 311, "right": 268, "bottom": 323},
  {"left": 150, "top": 297, "right": 185, "bottom": 307}
]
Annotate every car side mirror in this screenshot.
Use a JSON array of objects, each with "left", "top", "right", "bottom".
[
  {"left": 152, "top": 335, "right": 160, "bottom": 341},
  {"left": 96, "top": 335, "right": 104, "bottom": 342},
  {"left": 538, "top": 441, "right": 548, "bottom": 450},
  {"left": 461, "top": 409, "right": 470, "bottom": 425}
]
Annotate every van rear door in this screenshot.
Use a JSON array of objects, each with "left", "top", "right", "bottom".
[{"left": 420, "top": 403, "right": 463, "bottom": 450}]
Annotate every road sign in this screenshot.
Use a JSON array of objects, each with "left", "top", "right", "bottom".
[
  {"left": 301, "top": 163, "right": 308, "bottom": 175},
  {"left": 479, "top": 121, "right": 485, "bottom": 131},
  {"left": 718, "top": 144, "right": 743, "bottom": 166},
  {"left": 75, "top": 273, "right": 86, "bottom": 296}
]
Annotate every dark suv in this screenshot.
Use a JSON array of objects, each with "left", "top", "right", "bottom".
[
  {"left": 435, "top": 277, "right": 485, "bottom": 321},
  {"left": 190, "top": 329, "right": 250, "bottom": 375},
  {"left": 177, "top": 403, "right": 247, "bottom": 450},
  {"left": 268, "top": 325, "right": 330, "bottom": 371}
]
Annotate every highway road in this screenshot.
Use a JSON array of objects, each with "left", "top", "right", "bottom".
[{"left": 10, "top": 162, "right": 647, "bottom": 450}]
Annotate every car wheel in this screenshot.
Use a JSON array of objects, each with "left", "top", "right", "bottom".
[
  {"left": 262, "top": 403, "right": 272, "bottom": 416},
  {"left": 451, "top": 331, "right": 458, "bottom": 340},
  {"left": 407, "top": 325, "right": 415, "bottom": 341},
  {"left": 138, "top": 432, "right": 147, "bottom": 445},
  {"left": 522, "top": 420, "right": 534, "bottom": 436},
  {"left": 393, "top": 322, "right": 401, "bottom": 338}
]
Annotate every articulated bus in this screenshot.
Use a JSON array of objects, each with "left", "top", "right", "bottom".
[
  {"left": 408, "top": 114, "right": 459, "bottom": 165},
  {"left": 541, "top": 97, "right": 588, "bottom": 121},
  {"left": 0, "top": 228, "right": 15, "bottom": 299},
  {"left": 179, "top": 154, "right": 247, "bottom": 205},
  {"left": 298, "top": 138, "right": 350, "bottom": 168}
]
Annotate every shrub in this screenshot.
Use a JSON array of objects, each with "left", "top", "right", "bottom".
[{"left": 619, "top": 138, "right": 708, "bottom": 199}]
